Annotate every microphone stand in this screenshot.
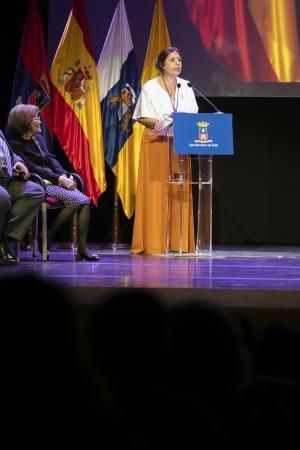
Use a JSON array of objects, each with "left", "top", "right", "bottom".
[{"left": 187, "top": 82, "right": 223, "bottom": 113}]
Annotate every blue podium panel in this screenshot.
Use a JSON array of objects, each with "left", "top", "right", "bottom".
[{"left": 173, "top": 112, "right": 234, "bottom": 155}]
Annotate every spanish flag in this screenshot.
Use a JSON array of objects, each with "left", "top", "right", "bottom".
[
  {"left": 50, "top": 0, "right": 106, "bottom": 204},
  {"left": 184, "top": 0, "right": 300, "bottom": 82},
  {"left": 141, "top": 0, "right": 171, "bottom": 86}
]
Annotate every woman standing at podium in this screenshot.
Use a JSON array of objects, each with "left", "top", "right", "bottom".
[{"left": 131, "top": 47, "right": 198, "bottom": 255}]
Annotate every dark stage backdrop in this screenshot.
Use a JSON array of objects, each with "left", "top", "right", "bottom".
[{"left": 1, "top": 1, "right": 300, "bottom": 246}]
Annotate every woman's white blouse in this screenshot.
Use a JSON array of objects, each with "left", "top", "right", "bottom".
[{"left": 133, "top": 76, "right": 199, "bottom": 121}]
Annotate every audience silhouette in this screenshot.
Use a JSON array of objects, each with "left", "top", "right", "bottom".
[
  {"left": 1, "top": 274, "right": 116, "bottom": 448},
  {"left": 88, "top": 289, "right": 167, "bottom": 450},
  {"left": 1, "top": 275, "right": 299, "bottom": 449}
]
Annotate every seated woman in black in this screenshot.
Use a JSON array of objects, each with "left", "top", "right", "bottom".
[{"left": 7, "top": 104, "right": 99, "bottom": 261}]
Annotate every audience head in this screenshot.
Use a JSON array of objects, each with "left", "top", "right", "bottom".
[
  {"left": 90, "top": 288, "right": 166, "bottom": 380},
  {"left": 0, "top": 274, "right": 86, "bottom": 447},
  {"left": 166, "top": 300, "right": 253, "bottom": 400},
  {"left": 256, "top": 323, "right": 300, "bottom": 381},
  {"left": 8, "top": 103, "right": 40, "bottom": 137}
]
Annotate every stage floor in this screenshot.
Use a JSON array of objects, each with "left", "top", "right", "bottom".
[{"left": 1, "top": 245, "right": 300, "bottom": 312}]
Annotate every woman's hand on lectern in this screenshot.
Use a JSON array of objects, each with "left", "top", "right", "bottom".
[{"left": 154, "top": 119, "right": 166, "bottom": 131}]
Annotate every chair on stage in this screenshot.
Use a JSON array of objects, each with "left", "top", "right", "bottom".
[{"left": 15, "top": 173, "right": 84, "bottom": 261}]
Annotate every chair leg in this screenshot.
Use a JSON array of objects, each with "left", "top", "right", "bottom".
[
  {"left": 42, "top": 202, "right": 48, "bottom": 261},
  {"left": 32, "top": 212, "right": 39, "bottom": 257}
]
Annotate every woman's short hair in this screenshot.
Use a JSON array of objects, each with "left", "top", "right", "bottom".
[
  {"left": 155, "top": 47, "right": 181, "bottom": 72},
  {"left": 8, "top": 104, "right": 39, "bottom": 136}
]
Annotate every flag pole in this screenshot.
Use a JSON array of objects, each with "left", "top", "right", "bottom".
[
  {"left": 100, "top": 177, "right": 130, "bottom": 250},
  {"left": 112, "top": 186, "right": 120, "bottom": 247},
  {"left": 111, "top": 180, "right": 131, "bottom": 249}
]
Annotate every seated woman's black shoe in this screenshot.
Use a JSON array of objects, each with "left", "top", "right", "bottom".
[
  {"left": 6, "top": 247, "right": 18, "bottom": 263},
  {"left": 75, "top": 249, "right": 100, "bottom": 261},
  {"left": 0, "top": 242, "right": 17, "bottom": 265}
]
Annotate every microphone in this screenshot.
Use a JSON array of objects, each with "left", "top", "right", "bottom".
[
  {"left": 177, "top": 82, "right": 181, "bottom": 88},
  {"left": 187, "top": 82, "right": 223, "bottom": 113}
]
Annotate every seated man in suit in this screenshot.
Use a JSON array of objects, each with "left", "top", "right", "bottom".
[{"left": 0, "top": 130, "right": 45, "bottom": 265}]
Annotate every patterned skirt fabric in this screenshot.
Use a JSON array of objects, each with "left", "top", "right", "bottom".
[{"left": 45, "top": 185, "right": 90, "bottom": 207}]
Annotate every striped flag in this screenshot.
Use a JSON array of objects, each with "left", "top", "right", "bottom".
[
  {"left": 50, "top": 0, "right": 106, "bottom": 204},
  {"left": 10, "top": 0, "right": 53, "bottom": 148},
  {"left": 141, "top": 0, "right": 171, "bottom": 85},
  {"left": 184, "top": 0, "right": 300, "bottom": 82},
  {"left": 97, "top": 0, "right": 142, "bottom": 218}
]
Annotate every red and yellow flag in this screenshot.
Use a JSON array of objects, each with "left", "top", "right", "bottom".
[{"left": 50, "top": 0, "right": 106, "bottom": 204}]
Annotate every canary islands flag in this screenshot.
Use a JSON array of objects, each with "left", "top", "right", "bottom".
[
  {"left": 97, "top": 0, "right": 142, "bottom": 218},
  {"left": 10, "top": 0, "right": 53, "bottom": 148},
  {"left": 50, "top": 0, "right": 106, "bottom": 204}
]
